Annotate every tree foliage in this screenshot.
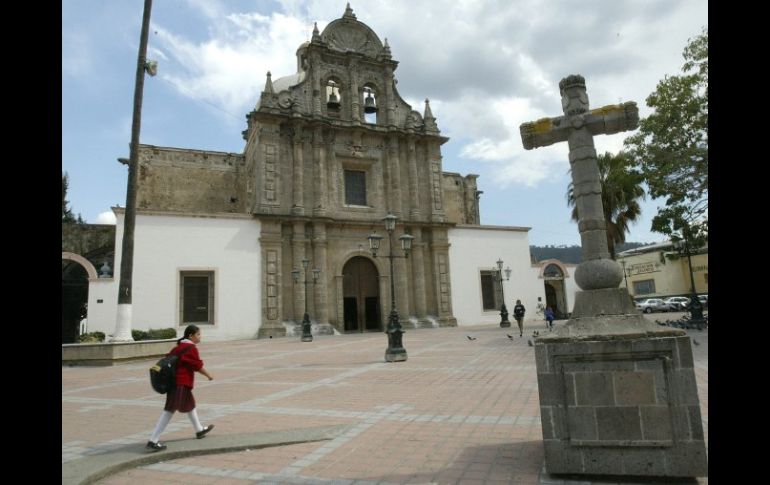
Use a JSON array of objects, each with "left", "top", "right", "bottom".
[
  {"left": 624, "top": 27, "right": 708, "bottom": 239},
  {"left": 566, "top": 151, "right": 647, "bottom": 259},
  {"left": 62, "top": 171, "right": 84, "bottom": 224}
]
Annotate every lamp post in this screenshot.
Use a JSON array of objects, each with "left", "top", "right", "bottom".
[
  {"left": 674, "top": 230, "right": 705, "bottom": 327},
  {"left": 292, "top": 258, "right": 320, "bottom": 342},
  {"left": 367, "top": 214, "right": 414, "bottom": 362},
  {"left": 496, "top": 259, "right": 512, "bottom": 328}
]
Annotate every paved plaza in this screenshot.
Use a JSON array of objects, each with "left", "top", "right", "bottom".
[{"left": 62, "top": 318, "right": 708, "bottom": 484}]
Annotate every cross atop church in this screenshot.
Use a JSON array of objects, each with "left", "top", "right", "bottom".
[{"left": 519, "top": 75, "right": 639, "bottom": 292}]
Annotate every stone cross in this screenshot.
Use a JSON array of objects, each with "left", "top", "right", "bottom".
[{"left": 519, "top": 74, "right": 639, "bottom": 291}]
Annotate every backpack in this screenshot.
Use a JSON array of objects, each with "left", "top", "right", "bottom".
[{"left": 149, "top": 344, "right": 193, "bottom": 394}]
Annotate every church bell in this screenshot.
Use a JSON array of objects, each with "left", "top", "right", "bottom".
[
  {"left": 327, "top": 91, "right": 340, "bottom": 110},
  {"left": 364, "top": 91, "right": 377, "bottom": 114}
]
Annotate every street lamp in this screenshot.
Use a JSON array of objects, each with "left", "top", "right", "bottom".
[
  {"left": 292, "top": 258, "right": 320, "bottom": 342},
  {"left": 495, "top": 259, "right": 512, "bottom": 328},
  {"left": 367, "top": 214, "right": 414, "bottom": 362},
  {"left": 674, "top": 232, "right": 706, "bottom": 327}
]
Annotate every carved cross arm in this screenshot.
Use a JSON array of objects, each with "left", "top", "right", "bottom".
[
  {"left": 584, "top": 101, "right": 639, "bottom": 137},
  {"left": 519, "top": 116, "right": 571, "bottom": 150}
]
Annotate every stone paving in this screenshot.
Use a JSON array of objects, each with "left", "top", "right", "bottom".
[{"left": 62, "top": 317, "right": 707, "bottom": 484}]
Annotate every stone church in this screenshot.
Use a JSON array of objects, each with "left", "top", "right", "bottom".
[{"left": 84, "top": 5, "right": 552, "bottom": 340}]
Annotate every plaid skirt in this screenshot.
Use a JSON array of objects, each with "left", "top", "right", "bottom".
[{"left": 164, "top": 385, "right": 196, "bottom": 413}]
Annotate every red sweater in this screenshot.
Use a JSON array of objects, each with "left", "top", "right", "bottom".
[{"left": 170, "top": 341, "right": 203, "bottom": 388}]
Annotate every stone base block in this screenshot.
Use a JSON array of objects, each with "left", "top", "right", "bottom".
[{"left": 535, "top": 326, "right": 707, "bottom": 478}]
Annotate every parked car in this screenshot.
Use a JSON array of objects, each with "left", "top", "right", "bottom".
[
  {"left": 664, "top": 296, "right": 691, "bottom": 311},
  {"left": 635, "top": 298, "right": 668, "bottom": 313},
  {"left": 698, "top": 294, "right": 708, "bottom": 308}
]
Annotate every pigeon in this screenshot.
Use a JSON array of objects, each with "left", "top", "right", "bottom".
[
  {"left": 507, "top": 334, "right": 514, "bottom": 340},
  {"left": 692, "top": 339, "right": 700, "bottom": 346},
  {"left": 528, "top": 339, "right": 533, "bottom": 347},
  {"left": 467, "top": 336, "right": 477, "bottom": 341}
]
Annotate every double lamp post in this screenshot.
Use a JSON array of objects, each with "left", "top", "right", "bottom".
[
  {"left": 367, "top": 214, "right": 414, "bottom": 362},
  {"left": 292, "top": 259, "right": 320, "bottom": 342},
  {"left": 495, "top": 259, "right": 512, "bottom": 328}
]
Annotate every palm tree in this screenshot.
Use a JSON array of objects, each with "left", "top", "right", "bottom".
[{"left": 566, "top": 151, "right": 646, "bottom": 260}]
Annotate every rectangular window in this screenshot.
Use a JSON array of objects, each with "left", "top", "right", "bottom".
[
  {"left": 180, "top": 271, "right": 215, "bottom": 325},
  {"left": 344, "top": 170, "right": 367, "bottom": 206},
  {"left": 633, "top": 279, "right": 656, "bottom": 295},
  {"left": 480, "top": 270, "right": 501, "bottom": 311}
]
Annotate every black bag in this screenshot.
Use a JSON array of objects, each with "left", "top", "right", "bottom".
[{"left": 149, "top": 344, "right": 193, "bottom": 394}]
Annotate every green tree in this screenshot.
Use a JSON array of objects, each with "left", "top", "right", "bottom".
[
  {"left": 62, "top": 171, "right": 85, "bottom": 224},
  {"left": 624, "top": 27, "right": 707, "bottom": 238},
  {"left": 566, "top": 151, "right": 646, "bottom": 260}
]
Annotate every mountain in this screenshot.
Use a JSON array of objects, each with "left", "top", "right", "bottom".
[{"left": 529, "top": 242, "right": 653, "bottom": 264}]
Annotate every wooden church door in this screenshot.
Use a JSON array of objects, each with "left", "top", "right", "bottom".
[{"left": 342, "top": 257, "right": 381, "bottom": 332}]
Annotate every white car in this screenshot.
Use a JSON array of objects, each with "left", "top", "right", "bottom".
[
  {"left": 664, "top": 296, "right": 691, "bottom": 311},
  {"left": 635, "top": 298, "right": 668, "bottom": 313}
]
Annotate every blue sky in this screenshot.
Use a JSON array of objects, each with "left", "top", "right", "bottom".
[{"left": 62, "top": 0, "right": 707, "bottom": 247}]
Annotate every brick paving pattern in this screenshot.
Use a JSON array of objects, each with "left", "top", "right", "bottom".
[{"left": 63, "top": 321, "right": 707, "bottom": 484}]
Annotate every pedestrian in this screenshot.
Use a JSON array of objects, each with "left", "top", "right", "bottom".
[
  {"left": 544, "top": 306, "right": 555, "bottom": 331},
  {"left": 513, "top": 299, "right": 526, "bottom": 337},
  {"left": 146, "top": 324, "right": 215, "bottom": 451}
]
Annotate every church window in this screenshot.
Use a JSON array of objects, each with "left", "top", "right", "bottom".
[
  {"left": 633, "top": 279, "right": 655, "bottom": 296},
  {"left": 480, "top": 270, "right": 501, "bottom": 311},
  {"left": 180, "top": 271, "right": 215, "bottom": 325},
  {"left": 344, "top": 170, "right": 367, "bottom": 206}
]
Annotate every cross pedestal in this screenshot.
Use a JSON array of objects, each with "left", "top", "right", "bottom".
[{"left": 520, "top": 75, "right": 707, "bottom": 479}]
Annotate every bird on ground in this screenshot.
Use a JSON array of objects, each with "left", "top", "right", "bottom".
[
  {"left": 528, "top": 339, "right": 533, "bottom": 347},
  {"left": 692, "top": 339, "right": 700, "bottom": 346},
  {"left": 532, "top": 331, "right": 539, "bottom": 337},
  {"left": 467, "top": 336, "right": 477, "bottom": 341},
  {"left": 507, "top": 334, "right": 514, "bottom": 340}
]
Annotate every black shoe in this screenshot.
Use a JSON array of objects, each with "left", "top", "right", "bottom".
[
  {"left": 196, "top": 424, "right": 215, "bottom": 439},
  {"left": 146, "top": 441, "right": 167, "bottom": 452}
]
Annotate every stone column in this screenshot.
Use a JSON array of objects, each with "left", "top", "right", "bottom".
[
  {"left": 426, "top": 142, "right": 445, "bottom": 222},
  {"left": 292, "top": 221, "right": 306, "bottom": 321},
  {"left": 348, "top": 61, "right": 360, "bottom": 124},
  {"left": 292, "top": 123, "right": 305, "bottom": 216},
  {"left": 313, "top": 221, "right": 328, "bottom": 324},
  {"left": 258, "top": 221, "right": 286, "bottom": 338},
  {"left": 407, "top": 138, "right": 420, "bottom": 219},
  {"left": 411, "top": 227, "right": 427, "bottom": 319},
  {"left": 326, "top": 130, "right": 338, "bottom": 210},
  {"left": 384, "top": 66, "right": 395, "bottom": 126},
  {"left": 388, "top": 134, "right": 402, "bottom": 216},
  {"left": 313, "top": 126, "right": 327, "bottom": 217}
]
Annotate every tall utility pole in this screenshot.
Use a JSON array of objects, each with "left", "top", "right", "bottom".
[{"left": 111, "top": 0, "right": 153, "bottom": 342}]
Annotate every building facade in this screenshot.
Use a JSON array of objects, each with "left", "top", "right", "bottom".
[
  {"left": 79, "top": 6, "right": 548, "bottom": 341},
  {"left": 617, "top": 242, "right": 708, "bottom": 299}
]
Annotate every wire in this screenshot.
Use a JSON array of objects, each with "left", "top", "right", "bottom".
[{"left": 157, "top": 76, "right": 244, "bottom": 122}]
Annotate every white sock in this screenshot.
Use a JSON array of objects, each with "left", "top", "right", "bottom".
[
  {"left": 188, "top": 408, "right": 204, "bottom": 432},
  {"left": 150, "top": 410, "right": 174, "bottom": 443}
]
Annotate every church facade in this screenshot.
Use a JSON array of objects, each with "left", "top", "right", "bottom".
[{"left": 84, "top": 6, "right": 549, "bottom": 341}]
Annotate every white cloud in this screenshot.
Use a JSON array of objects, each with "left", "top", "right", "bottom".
[{"left": 96, "top": 211, "right": 117, "bottom": 225}]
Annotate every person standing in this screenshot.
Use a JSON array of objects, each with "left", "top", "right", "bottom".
[
  {"left": 544, "top": 306, "right": 555, "bottom": 331},
  {"left": 513, "top": 299, "right": 526, "bottom": 337},
  {"left": 146, "top": 324, "right": 215, "bottom": 451}
]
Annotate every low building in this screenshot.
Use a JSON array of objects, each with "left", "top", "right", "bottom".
[{"left": 617, "top": 241, "right": 708, "bottom": 299}]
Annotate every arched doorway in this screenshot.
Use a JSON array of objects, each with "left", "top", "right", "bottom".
[
  {"left": 543, "top": 263, "right": 568, "bottom": 319},
  {"left": 342, "top": 256, "right": 381, "bottom": 332},
  {"left": 62, "top": 261, "right": 88, "bottom": 343}
]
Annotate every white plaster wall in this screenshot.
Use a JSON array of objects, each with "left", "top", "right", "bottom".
[
  {"left": 94, "top": 212, "right": 262, "bottom": 341},
  {"left": 448, "top": 227, "right": 545, "bottom": 326}
]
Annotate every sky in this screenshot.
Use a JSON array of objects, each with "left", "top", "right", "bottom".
[{"left": 62, "top": 0, "right": 707, "bottom": 247}]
